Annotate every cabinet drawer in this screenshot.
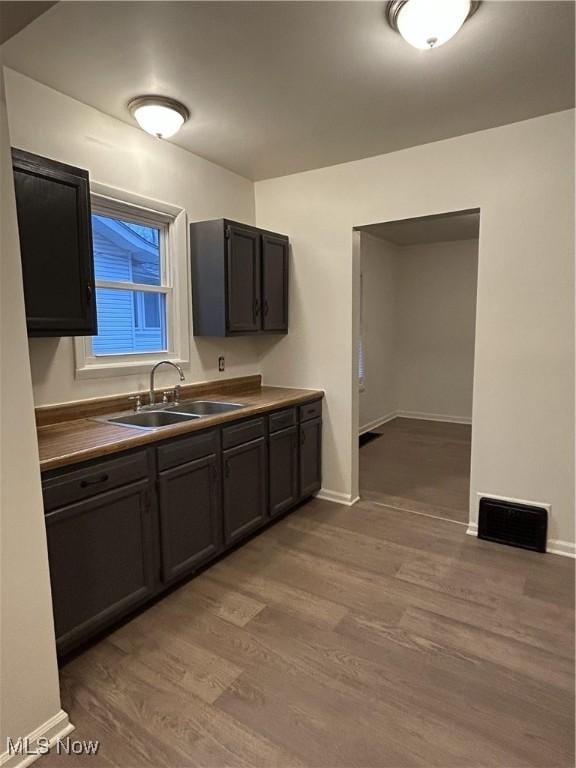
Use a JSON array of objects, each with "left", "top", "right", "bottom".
[
  {"left": 269, "top": 407, "right": 296, "bottom": 433},
  {"left": 157, "top": 429, "right": 219, "bottom": 471},
  {"left": 299, "top": 399, "right": 322, "bottom": 422},
  {"left": 222, "top": 418, "right": 265, "bottom": 449},
  {"left": 42, "top": 451, "right": 148, "bottom": 512}
]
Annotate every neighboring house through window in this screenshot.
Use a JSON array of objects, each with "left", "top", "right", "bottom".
[
  {"left": 91, "top": 212, "right": 168, "bottom": 355},
  {"left": 74, "top": 188, "right": 189, "bottom": 378}
]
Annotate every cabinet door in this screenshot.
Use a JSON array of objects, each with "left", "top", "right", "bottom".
[
  {"left": 12, "top": 149, "right": 97, "bottom": 336},
  {"left": 269, "top": 426, "right": 298, "bottom": 517},
  {"left": 226, "top": 224, "right": 261, "bottom": 333},
  {"left": 45, "top": 480, "right": 154, "bottom": 654},
  {"left": 223, "top": 437, "right": 267, "bottom": 544},
  {"left": 158, "top": 454, "right": 222, "bottom": 583},
  {"left": 262, "top": 234, "right": 289, "bottom": 332},
  {"left": 299, "top": 417, "right": 322, "bottom": 499}
]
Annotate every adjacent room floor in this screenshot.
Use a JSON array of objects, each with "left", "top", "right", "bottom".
[
  {"left": 44, "top": 497, "right": 574, "bottom": 768},
  {"left": 359, "top": 417, "right": 472, "bottom": 524}
]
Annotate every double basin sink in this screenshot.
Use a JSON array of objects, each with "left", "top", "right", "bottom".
[{"left": 106, "top": 400, "right": 247, "bottom": 430}]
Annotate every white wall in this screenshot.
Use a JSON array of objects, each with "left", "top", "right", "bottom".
[
  {"left": 396, "top": 239, "right": 478, "bottom": 422},
  {"left": 0, "top": 70, "right": 69, "bottom": 764},
  {"left": 255, "top": 109, "right": 575, "bottom": 552},
  {"left": 4, "top": 69, "right": 259, "bottom": 406},
  {"left": 358, "top": 232, "right": 398, "bottom": 431},
  {"left": 359, "top": 235, "right": 478, "bottom": 431}
]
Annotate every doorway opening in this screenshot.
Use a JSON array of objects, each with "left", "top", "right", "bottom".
[{"left": 353, "top": 209, "right": 480, "bottom": 525}]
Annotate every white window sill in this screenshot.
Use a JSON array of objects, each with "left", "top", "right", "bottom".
[{"left": 75, "top": 356, "right": 188, "bottom": 380}]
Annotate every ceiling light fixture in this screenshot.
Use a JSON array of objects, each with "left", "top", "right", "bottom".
[
  {"left": 128, "top": 96, "right": 190, "bottom": 139},
  {"left": 386, "top": 0, "right": 480, "bottom": 50}
]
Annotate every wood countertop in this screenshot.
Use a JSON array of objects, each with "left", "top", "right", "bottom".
[{"left": 37, "top": 379, "right": 323, "bottom": 472}]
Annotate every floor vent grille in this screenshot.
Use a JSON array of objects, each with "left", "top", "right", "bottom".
[{"left": 478, "top": 497, "right": 547, "bottom": 552}]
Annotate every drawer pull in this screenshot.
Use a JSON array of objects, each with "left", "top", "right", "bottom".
[{"left": 80, "top": 473, "right": 109, "bottom": 488}]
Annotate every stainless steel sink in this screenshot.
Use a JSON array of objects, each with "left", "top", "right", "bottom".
[
  {"left": 166, "top": 400, "right": 246, "bottom": 416},
  {"left": 106, "top": 411, "right": 201, "bottom": 429}
]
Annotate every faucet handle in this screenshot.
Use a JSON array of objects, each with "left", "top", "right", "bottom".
[
  {"left": 128, "top": 395, "right": 143, "bottom": 412},
  {"left": 174, "top": 384, "right": 182, "bottom": 404}
]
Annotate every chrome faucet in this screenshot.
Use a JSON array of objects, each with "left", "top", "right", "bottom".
[{"left": 149, "top": 361, "right": 185, "bottom": 406}]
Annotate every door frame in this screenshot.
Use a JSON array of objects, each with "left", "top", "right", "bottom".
[{"left": 351, "top": 208, "right": 482, "bottom": 513}]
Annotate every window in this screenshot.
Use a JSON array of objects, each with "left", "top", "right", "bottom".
[
  {"left": 358, "top": 272, "right": 365, "bottom": 389},
  {"left": 91, "top": 212, "right": 167, "bottom": 355},
  {"left": 74, "top": 186, "right": 189, "bottom": 378}
]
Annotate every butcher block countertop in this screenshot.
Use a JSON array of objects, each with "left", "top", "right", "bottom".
[{"left": 36, "top": 376, "right": 323, "bottom": 472}]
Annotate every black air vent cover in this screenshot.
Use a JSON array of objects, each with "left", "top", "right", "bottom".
[{"left": 478, "top": 497, "right": 547, "bottom": 552}]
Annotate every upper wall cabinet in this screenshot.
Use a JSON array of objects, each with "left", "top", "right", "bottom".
[
  {"left": 190, "top": 219, "right": 289, "bottom": 336},
  {"left": 11, "top": 148, "right": 97, "bottom": 337}
]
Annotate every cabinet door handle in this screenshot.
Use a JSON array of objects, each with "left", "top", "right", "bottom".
[
  {"left": 254, "top": 298, "right": 260, "bottom": 317},
  {"left": 300, "top": 430, "right": 306, "bottom": 446},
  {"left": 86, "top": 284, "right": 93, "bottom": 304},
  {"left": 211, "top": 464, "right": 218, "bottom": 483},
  {"left": 80, "top": 473, "right": 109, "bottom": 488},
  {"left": 263, "top": 299, "right": 269, "bottom": 316}
]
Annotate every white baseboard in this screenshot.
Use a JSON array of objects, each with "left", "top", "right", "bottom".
[
  {"left": 0, "top": 710, "right": 74, "bottom": 768},
  {"left": 358, "top": 411, "right": 472, "bottom": 435},
  {"left": 469, "top": 493, "right": 575, "bottom": 558},
  {"left": 466, "top": 523, "right": 478, "bottom": 537},
  {"left": 396, "top": 410, "right": 472, "bottom": 425},
  {"left": 543, "top": 539, "right": 575, "bottom": 558},
  {"left": 316, "top": 489, "right": 360, "bottom": 506},
  {"left": 359, "top": 412, "right": 397, "bottom": 436}
]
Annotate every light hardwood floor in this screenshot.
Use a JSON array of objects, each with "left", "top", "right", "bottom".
[
  {"left": 360, "top": 418, "right": 472, "bottom": 523},
  {"left": 43, "top": 496, "right": 574, "bottom": 768}
]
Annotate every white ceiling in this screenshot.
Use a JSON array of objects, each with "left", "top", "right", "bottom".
[
  {"left": 2, "top": 1, "right": 574, "bottom": 180},
  {"left": 358, "top": 209, "right": 480, "bottom": 246}
]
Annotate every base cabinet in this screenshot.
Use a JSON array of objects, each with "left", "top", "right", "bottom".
[
  {"left": 42, "top": 398, "right": 322, "bottom": 656},
  {"left": 45, "top": 480, "right": 154, "bottom": 654},
  {"left": 269, "top": 426, "right": 299, "bottom": 517},
  {"left": 158, "top": 454, "right": 222, "bottom": 583},
  {"left": 223, "top": 437, "right": 267, "bottom": 544},
  {"left": 299, "top": 417, "right": 322, "bottom": 498}
]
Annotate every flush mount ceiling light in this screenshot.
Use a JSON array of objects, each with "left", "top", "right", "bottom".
[
  {"left": 128, "top": 96, "right": 190, "bottom": 139},
  {"left": 386, "top": 0, "right": 480, "bottom": 50}
]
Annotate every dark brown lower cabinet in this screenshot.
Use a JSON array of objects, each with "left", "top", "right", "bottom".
[
  {"left": 269, "top": 425, "right": 299, "bottom": 517},
  {"left": 299, "top": 417, "right": 322, "bottom": 498},
  {"left": 158, "top": 454, "right": 222, "bottom": 584},
  {"left": 45, "top": 480, "right": 154, "bottom": 654},
  {"left": 223, "top": 437, "right": 267, "bottom": 544},
  {"left": 43, "top": 400, "right": 323, "bottom": 656}
]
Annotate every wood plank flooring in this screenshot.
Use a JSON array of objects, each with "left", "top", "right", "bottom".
[
  {"left": 43, "top": 497, "right": 574, "bottom": 768},
  {"left": 360, "top": 418, "right": 472, "bottom": 523}
]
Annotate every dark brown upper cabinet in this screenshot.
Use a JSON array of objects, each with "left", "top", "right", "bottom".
[
  {"left": 11, "top": 148, "right": 97, "bottom": 337},
  {"left": 190, "top": 219, "right": 289, "bottom": 336},
  {"left": 261, "top": 233, "right": 289, "bottom": 331}
]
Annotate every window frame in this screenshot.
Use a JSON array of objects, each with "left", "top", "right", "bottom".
[
  {"left": 74, "top": 184, "right": 189, "bottom": 379},
  {"left": 358, "top": 271, "right": 365, "bottom": 391}
]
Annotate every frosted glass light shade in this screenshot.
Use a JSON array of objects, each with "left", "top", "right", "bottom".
[
  {"left": 129, "top": 97, "right": 190, "bottom": 139},
  {"left": 395, "top": 0, "right": 472, "bottom": 49}
]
